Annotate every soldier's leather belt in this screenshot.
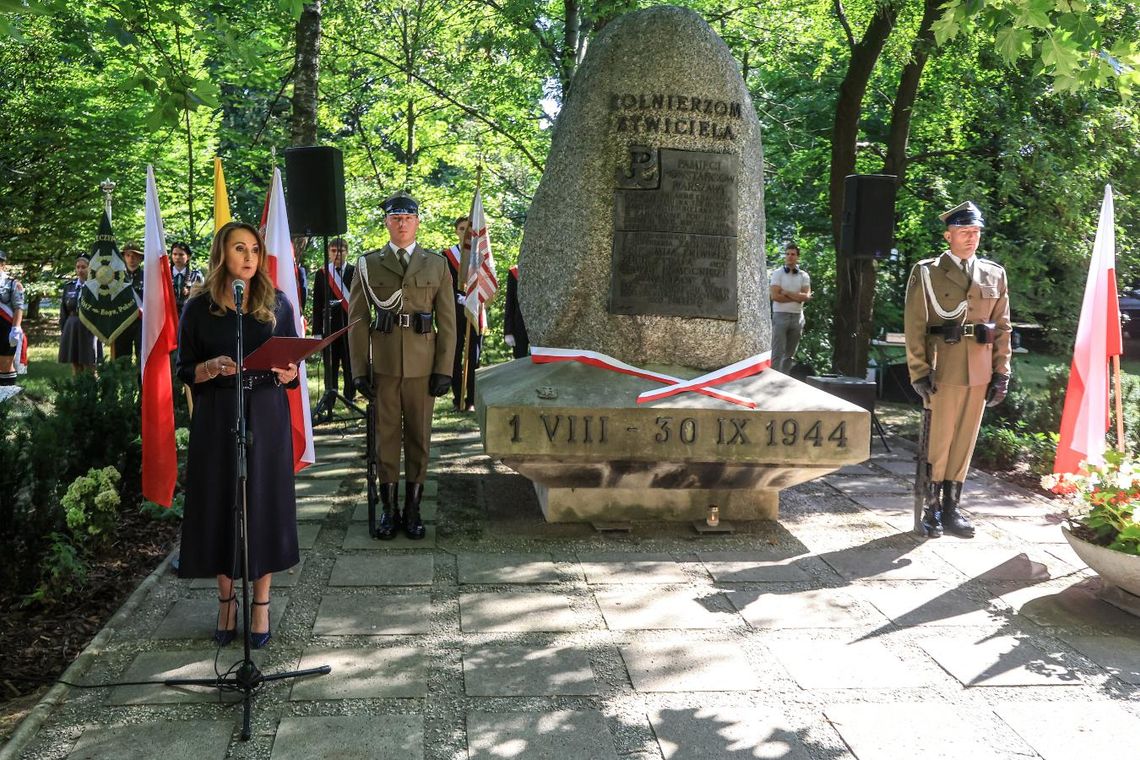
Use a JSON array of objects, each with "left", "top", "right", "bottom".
[{"left": 928, "top": 322, "right": 997, "bottom": 344}]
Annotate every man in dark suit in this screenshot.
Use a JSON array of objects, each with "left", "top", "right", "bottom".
[
  {"left": 313, "top": 237, "right": 355, "bottom": 401},
  {"left": 444, "top": 216, "right": 480, "bottom": 411},
  {"left": 504, "top": 263, "right": 529, "bottom": 359}
]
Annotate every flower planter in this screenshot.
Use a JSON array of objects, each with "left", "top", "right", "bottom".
[{"left": 1062, "top": 525, "right": 1140, "bottom": 616}]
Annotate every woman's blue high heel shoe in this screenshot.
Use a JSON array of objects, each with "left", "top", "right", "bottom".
[
  {"left": 251, "top": 599, "right": 271, "bottom": 649},
  {"left": 213, "top": 594, "right": 237, "bottom": 646}
]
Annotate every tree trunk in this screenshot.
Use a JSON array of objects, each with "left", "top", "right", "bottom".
[
  {"left": 561, "top": 0, "right": 579, "bottom": 100},
  {"left": 291, "top": 0, "right": 322, "bottom": 146},
  {"left": 830, "top": 2, "right": 898, "bottom": 377},
  {"left": 881, "top": 0, "right": 942, "bottom": 181}
]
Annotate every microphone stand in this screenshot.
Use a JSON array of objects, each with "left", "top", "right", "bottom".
[
  {"left": 312, "top": 235, "right": 366, "bottom": 425},
  {"left": 165, "top": 280, "right": 330, "bottom": 740}
]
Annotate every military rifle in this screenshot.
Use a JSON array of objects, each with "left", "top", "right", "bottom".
[{"left": 913, "top": 405, "right": 932, "bottom": 535}]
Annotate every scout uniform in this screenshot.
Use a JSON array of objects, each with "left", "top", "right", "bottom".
[
  {"left": 0, "top": 250, "right": 27, "bottom": 385},
  {"left": 348, "top": 193, "right": 456, "bottom": 539},
  {"left": 905, "top": 201, "right": 1012, "bottom": 537}
]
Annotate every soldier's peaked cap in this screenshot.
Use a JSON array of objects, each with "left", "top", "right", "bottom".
[
  {"left": 382, "top": 191, "right": 419, "bottom": 216},
  {"left": 939, "top": 201, "right": 985, "bottom": 228}
]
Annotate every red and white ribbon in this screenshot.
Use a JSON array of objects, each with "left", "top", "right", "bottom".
[
  {"left": 530, "top": 346, "right": 767, "bottom": 408},
  {"left": 636, "top": 351, "right": 771, "bottom": 404}
]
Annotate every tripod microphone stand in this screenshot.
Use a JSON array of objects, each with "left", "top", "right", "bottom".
[
  {"left": 165, "top": 279, "right": 329, "bottom": 740},
  {"left": 311, "top": 234, "right": 366, "bottom": 425}
]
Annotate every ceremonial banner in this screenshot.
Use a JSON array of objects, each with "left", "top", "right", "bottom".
[
  {"left": 140, "top": 166, "right": 179, "bottom": 507},
  {"left": 263, "top": 167, "right": 315, "bottom": 471},
  {"left": 79, "top": 210, "right": 138, "bottom": 345},
  {"left": 464, "top": 188, "right": 498, "bottom": 333},
  {"left": 214, "top": 157, "right": 232, "bottom": 233}
]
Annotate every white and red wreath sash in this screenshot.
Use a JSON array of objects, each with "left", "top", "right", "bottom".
[
  {"left": 530, "top": 346, "right": 770, "bottom": 409},
  {"left": 325, "top": 264, "right": 350, "bottom": 315}
]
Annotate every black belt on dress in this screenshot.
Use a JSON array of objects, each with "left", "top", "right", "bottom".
[{"left": 240, "top": 371, "right": 278, "bottom": 390}]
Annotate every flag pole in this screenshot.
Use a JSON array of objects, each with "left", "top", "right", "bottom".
[
  {"left": 1113, "top": 354, "right": 1125, "bottom": 451},
  {"left": 459, "top": 166, "right": 483, "bottom": 411}
]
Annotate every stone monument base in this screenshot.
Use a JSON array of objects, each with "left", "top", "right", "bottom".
[{"left": 476, "top": 358, "right": 870, "bottom": 524}]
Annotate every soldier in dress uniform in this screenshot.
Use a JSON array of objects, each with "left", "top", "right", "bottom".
[
  {"left": 348, "top": 192, "right": 456, "bottom": 540},
  {"left": 113, "top": 240, "right": 144, "bottom": 364},
  {"left": 0, "top": 249, "right": 26, "bottom": 386},
  {"left": 905, "top": 201, "right": 1012, "bottom": 538},
  {"left": 313, "top": 237, "right": 355, "bottom": 401},
  {"left": 170, "top": 241, "right": 204, "bottom": 316}
]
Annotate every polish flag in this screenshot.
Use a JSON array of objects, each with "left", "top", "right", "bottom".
[
  {"left": 263, "top": 167, "right": 315, "bottom": 471},
  {"left": 140, "top": 165, "right": 179, "bottom": 506},
  {"left": 1054, "top": 185, "right": 1124, "bottom": 474}
]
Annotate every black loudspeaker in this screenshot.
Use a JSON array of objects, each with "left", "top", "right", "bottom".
[
  {"left": 284, "top": 146, "right": 347, "bottom": 236},
  {"left": 881, "top": 362, "right": 920, "bottom": 404},
  {"left": 840, "top": 174, "right": 897, "bottom": 259}
]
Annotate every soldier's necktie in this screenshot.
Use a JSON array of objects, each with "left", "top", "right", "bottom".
[{"left": 397, "top": 248, "right": 409, "bottom": 271}]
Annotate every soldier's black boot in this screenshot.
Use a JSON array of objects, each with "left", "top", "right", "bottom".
[
  {"left": 403, "top": 482, "right": 426, "bottom": 540},
  {"left": 376, "top": 483, "right": 400, "bottom": 540},
  {"left": 941, "top": 480, "right": 975, "bottom": 538},
  {"left": 921, "top": 479, "right": 943, "bottom": 538}
]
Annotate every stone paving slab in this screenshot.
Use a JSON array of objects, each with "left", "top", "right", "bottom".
[
  {"left": 874, "top": 459, "right": 919, "bottom": 477},
  {"left": 289, "top": 646, "right": 427, "bottom": 700},
  {"left": 312, "top": 593, "right": 434, "bottom": 635},
  {"left": 466, "top": 710, "right": 619, "bottom": 760},
  {"left": 994, "top": 701, "right": 1140, "bottom": 760},
  {"left": 986, "top": 515, "right": 1069, "bottom": 544},
  {"left": 189, "top": 557, "right": 306, "bottom": 589},
  {"left": 463, "top": 644, "right": 598, "bottom": 696},
  {"left": 271, "top": 715, "right": 423, "bottom": 760},
  {"left": 767, "top": 638, "right": 934, "bottom": 689},
  {"left": 107, "top": 651, "right": 245, "bottom": 705},
  {"left": 152, "top": 594, "right": 289, "bottom": 640},
  {"left": 620, "top": 640, "right": 762, "bottom": 692},
  {"left": 576, "top": 552, "right": 699, "bottom": 584},
  {"left": 294, "top": 477, "right": 343, "bottom": 498},
  {"left": 818, "top": 547, "right": 950, "bottom": 582},
  {"left": 1053, "top": 632, "right": 1140, "bottom": 684},
  {"left": 727, "top": 588, "right": 887, "bottom": 629},
  {"left": 594, "top": 588, "right": 737, "bottom": 630},
  {"left": 696, "top": 550, "right": 814, "bottom": 583},
  {"left": 328, "top": 554, "right": 435, "bottom": 586},
  {"left": 341, "top": 520, "right": 439, "bottom": 549},
  {"left": 297, "top": 521, "right": 320, "bottom": 549},
  {"left": 66, "top": 720, "right": 233, "bottom": 760},
  {"left": 296, "top": 496, "right": 334, "bottom": 521},
  {"left": 296, "top": 463, "right": 358, "bottom": 480},
  {"left": 647, "top": 706, "right": 820, "bottom": 760},
  {"left": 457, "top": 553, "right": 563, "bottom": 584},
  {"left": 920, "top": 634, "right": 1082, "bottom": 687},
  {"left": 823, "top": 475, "right": 912, "bottom": 497},
  {"left": 460, "top": 592, "right": 579, "bottom": 632},
  {"left": 351, "top": 496, "right": 438, "bottom": 523},
  {"left": 852, "top": 583, "right": 1010, "bottom": 629},
  {"left": 994, "top": 578, "right": 1140, "bottom": 632},
  {"left": 825, "top": 703, "right": 1020, "bottom": 760},
  {"left": 931, "top": 545, "right": 1077, "bottom": 582}
]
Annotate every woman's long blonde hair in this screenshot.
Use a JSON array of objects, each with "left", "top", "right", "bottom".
[{"left": 193, "top": 221, "right": 277, "bottom": 325}]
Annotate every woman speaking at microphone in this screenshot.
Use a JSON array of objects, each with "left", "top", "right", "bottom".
[{"left": 176, "top": 221, "right": 299, "bottom": 649}]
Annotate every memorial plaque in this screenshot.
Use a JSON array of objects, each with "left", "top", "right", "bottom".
[{"left": 610, "top": 148, "right": 738, "bottom": 319}]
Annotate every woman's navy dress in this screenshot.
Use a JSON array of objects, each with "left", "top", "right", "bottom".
[
  {"left": 58, "top": 279, "right": 100, "bottom": 364},
  {"left": 176, "top": 290, "right": 300, "bottom": 579}
]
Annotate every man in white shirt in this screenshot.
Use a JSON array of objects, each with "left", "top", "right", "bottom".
[{"left": 769, "top": 242, "right": 812, "bottom": 373}]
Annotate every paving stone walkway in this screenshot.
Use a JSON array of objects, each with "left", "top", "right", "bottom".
[{"left": 5, "top": 426, "right": 1140, "bottom": 760}]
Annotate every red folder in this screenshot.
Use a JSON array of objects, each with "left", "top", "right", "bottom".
[{"left": 243, "top": 321, "right": 358, "bottom": 371}]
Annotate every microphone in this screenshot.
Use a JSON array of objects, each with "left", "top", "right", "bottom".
[{"left": 233, "top": 279, "right": 245, "bottom": 311}]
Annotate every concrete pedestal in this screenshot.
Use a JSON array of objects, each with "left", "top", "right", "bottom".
[{"left": 476, "top": 359, "right": 870, "bottom": 523}]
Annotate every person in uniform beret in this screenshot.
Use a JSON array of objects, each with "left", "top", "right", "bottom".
[
  {"left": 905, "top": 201, "right": 1012, "bottom": 538},
  {"left": 170, "top": 241, "right": 204, "bottom": 316},
  {"left": 0, "top": 249, "right": 26, "bottom": 385},
  {"left": 348, "top": 192, "right": 456, "bottom": 540}
]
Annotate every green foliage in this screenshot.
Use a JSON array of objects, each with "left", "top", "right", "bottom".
[
  {"left": 1048, "top": 450, "right": 1140, "bottom": 555},
  {"left": 141, "top": 491, "right": 184, "bottom": 522},
  {"left": 23, "top": 533, "right": 88, "bottom": 607},
  {"left": 974, "top": 424, "right": 1026, "bottom": 470},
  {"left": 61, "top": 466, "right": 121, "bottom": 550}
]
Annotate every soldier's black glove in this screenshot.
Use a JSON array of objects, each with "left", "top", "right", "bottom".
[
  {"left": 911, "top": 376, "right": 935, "bottom": 405},
  {"left": 428, "top": 373, "right": 451, "bottom": 397},
  {"left": 985, "top": 373, "right": 1009, "bottom": 407},
  {"left": 353, "top": 376, "right": 375, "bottom": 401}
]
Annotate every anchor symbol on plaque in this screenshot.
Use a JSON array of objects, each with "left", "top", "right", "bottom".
[{"left": 615, "top": 145, "right": 659, "bottom": 189}]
